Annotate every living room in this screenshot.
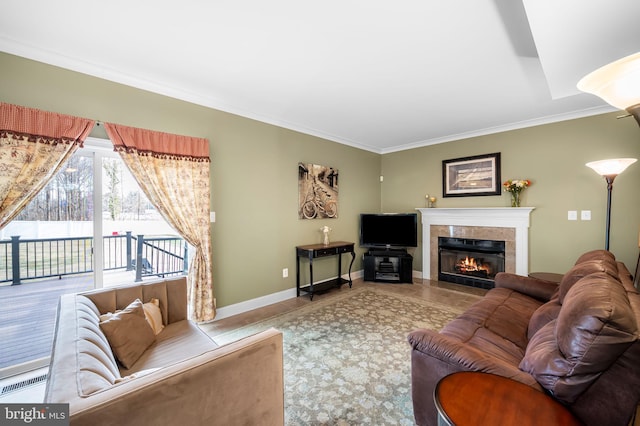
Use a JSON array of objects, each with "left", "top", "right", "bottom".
[
  {"left": 2, "top": 50, "right": 638, "bottom": 311},
  {"left": 1, "top": 2, "right": 640, "bottom": 424}
]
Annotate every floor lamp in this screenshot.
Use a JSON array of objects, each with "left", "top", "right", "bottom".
[
  {"left": 578, "top": 52, "right": 640, "bottom": 263},
  {"left": 585, "top": 158, "right": 637, "bottom": 251},
  {"left": 577, "top": 52, "right": 640, "bottom": 128}
]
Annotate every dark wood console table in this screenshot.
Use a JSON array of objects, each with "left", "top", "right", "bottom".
[
  {"left": 296, "top": 241, "right": 355, "bottom": 300},
  {"left": 435, "top": 371, "right": 582, "bottom": 426}
]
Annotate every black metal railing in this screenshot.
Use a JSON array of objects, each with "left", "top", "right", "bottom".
[{"left": 0, "top": 232, "right": 187, "bottom": 285}]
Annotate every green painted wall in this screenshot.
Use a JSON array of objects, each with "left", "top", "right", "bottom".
[
  {"left": 0, "top": 52, "right": 381, "bottom": 307},
  {"left": 381, "top": 114, "right": 640, "bottom": 273},
  {"left": 2, "top": 52, "right": 639, "bottom": 308}
]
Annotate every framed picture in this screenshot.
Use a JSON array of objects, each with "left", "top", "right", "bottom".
[
  {"left": 298, "top": 163, "right": 339, "bottom": 219},
  {"left": 442, "top": 152, "right": 501, "bottom": 197}
]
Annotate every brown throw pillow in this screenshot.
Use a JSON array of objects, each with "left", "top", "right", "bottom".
[{"left": 99, "top": 299, "right": 156, "bottom": 369}]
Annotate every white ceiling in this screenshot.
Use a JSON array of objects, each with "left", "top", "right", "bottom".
[{"left": 1, "top": 0, "right": 639, "bottom": 153}]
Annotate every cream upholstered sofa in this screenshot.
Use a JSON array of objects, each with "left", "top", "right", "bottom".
[{"left": 44, "top": 277, "right": 284, "bottom": 425}]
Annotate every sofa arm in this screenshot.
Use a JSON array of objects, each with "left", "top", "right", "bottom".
[
  {"left": 408, "top": 329, "right": 542, "bottom": 425},
  {"left": 69, "top": 328, "right": 284, "bottom": 426},
  {"left": 494, "top": 272, "right": 559, "bottom": 302}
]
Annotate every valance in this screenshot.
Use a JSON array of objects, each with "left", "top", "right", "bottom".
[
  {"left": 0, "top": 102, "right": 94, "bottom": 145},
  {"left": 105, "top": 123, "right": 209, "bottom": 162}
]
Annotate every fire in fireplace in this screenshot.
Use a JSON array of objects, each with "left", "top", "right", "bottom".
[
  {"left": 455, "top": 256, "right": 490, "bottom": 277},
  {"left": 438, "top": 237, "right": 505, "bottom": 289}
]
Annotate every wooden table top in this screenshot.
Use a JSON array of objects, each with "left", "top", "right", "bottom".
[{"left": 434, "top": 372, "right": 583, "bottom": 426}]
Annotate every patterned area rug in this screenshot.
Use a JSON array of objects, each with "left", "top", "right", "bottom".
[{"left": 211, "top": 287, "right": 473, "bottom": 425}]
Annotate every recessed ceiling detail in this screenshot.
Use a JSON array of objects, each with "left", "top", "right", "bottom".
[{"left": 1, "top": 1, "right": 634, "bottom": 153}]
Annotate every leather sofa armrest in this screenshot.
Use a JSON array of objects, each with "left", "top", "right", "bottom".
[
  {"left": 68, "top": 328, "right": 284, "bottom": 426},
  {"left": 494, "top": 272, "right": 559, "bottom": 302},
  {"left": 408, "top": 329, "right": 540, "bottom": 387}
]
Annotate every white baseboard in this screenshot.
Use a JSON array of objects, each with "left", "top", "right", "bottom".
[{"left": 213, "top": 270, "right": 363, "bottom": 321}]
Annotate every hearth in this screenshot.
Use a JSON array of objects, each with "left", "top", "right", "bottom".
[{"left": 438, "top": 237, "right": 505, "bottom": 289}]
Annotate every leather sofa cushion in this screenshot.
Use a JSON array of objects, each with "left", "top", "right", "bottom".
[
  {"left": 574, "top": 249, "right": 615, "bottom": 264},
  {"left": 559, "top": 260, "right": 619, "bottom": 303},
  {"left": 441, "top": 288, "right": 543, "bottom": 364},
  {"left": 519, "top": 272, "right": 637, "bottom": 404},
  {"left": 527, "top": 298, "right": 561, "bottom": 340}
]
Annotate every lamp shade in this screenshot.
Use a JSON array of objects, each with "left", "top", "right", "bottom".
[
  {"left": 577, "top": 52, "right": 640, "bottom": 111},
  {"left": 586, "top": 158, "right": 637, "bottom": 176}
]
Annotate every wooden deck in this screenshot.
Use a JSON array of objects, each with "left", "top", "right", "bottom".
[{"left": 0, "top": 271, "right": 149, "bottom": 374}]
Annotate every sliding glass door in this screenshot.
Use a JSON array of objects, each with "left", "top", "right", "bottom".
[{"left": 0, "top": 138, "right": 187, "bottom": 378}]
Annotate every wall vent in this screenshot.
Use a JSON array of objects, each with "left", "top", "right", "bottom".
[{"left": 0, "top": 374, "right": 47, "bottom": 395}]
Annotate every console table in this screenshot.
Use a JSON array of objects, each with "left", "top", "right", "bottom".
[
  {"left": 435, "top": 371, "right": 582, "bottom": 426},
  {"left": 296, "top": 241, "right": 355, "bottom": 300}
]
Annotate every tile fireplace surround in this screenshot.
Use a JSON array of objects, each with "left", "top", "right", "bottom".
[{"left": 416, "top": 207, "right": 535, "bottom": 281}]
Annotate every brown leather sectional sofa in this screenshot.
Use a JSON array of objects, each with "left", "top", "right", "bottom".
[
  {"left": 408, "top": 250, "right": 640, "bottom": 426},
  {"left": 44, "top": 277, "right": 284, "bottom": 425}
]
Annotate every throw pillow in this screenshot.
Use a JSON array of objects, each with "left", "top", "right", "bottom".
[
  {"left": 143, "top": 298, "right": 165, "bottom": 335},
  {"left": 99, "top": 299, "right": 156, "bottom": 369}
]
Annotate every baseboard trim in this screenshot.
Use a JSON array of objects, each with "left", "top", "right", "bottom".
[
  {"left": 0, "top": 358, "right": 49, "bottom": 381},
  {"left": 213, "top": 270, "right": 364, "bottom": 321}
]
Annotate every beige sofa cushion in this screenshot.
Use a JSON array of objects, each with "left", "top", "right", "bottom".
[
  {"left": 99, "top": 299, "right": 156, "bottom": 369},
  {"left": 74, "top": 296, "right": 122, "bottom": 396}
]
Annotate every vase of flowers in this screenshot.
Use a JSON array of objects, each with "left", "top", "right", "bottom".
[{"left": 503, "top": 179, "right": 531, "bottom": 207}]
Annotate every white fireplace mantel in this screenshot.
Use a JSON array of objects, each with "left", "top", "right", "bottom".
[{"left": 416, "top": 207, "right": 535, "bottom": 279}]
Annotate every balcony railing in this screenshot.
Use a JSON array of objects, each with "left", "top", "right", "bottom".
[{"left": 0, "top": 232, "right": 187, "bottom": 285}]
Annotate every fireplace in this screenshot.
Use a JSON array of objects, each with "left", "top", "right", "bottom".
[
  {"left": 438, "top": 237, "right": 505, "bottom": 289},
  {"left": 417, "top": 207, "right": 534, "bottom": 282}
]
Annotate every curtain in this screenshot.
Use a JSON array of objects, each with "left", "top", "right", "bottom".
[
  {"left": 104, "top": 123, "right": 215, "bottom": 322},
  {"left": 0, "top": 102, "right": 95, "bottom": 229}
]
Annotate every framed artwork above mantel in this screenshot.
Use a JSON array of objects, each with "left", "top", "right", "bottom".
[{"left": 442, "top": 152, "right": 501, "bottom": 197}]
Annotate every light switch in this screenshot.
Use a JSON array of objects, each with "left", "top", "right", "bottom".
[
  {"left": 568, "top": 211, "right": 577, "bottom": 221},
  {"left": 581, "top": 210, "right": 591, "bottom": 221},
  {"left": 210, "top": 212, "right": 216, "bottom": 222}
]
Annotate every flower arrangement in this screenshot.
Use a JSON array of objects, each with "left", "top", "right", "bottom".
[{"left": 503, "top": 179, "right": 531, "bottom": 207}]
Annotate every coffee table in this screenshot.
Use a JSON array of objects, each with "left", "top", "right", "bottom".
[{"left": 434, "top": 371, "right": 582, "bottom": 426}]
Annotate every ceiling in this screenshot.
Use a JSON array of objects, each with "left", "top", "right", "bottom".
[{"left": 1, "top": 0, "right": 639, "bottom": 153}]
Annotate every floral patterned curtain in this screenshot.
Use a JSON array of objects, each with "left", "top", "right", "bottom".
[
  {"left": 104, "top": 123, "right": 214, "bottom": 322},
  {"left": 0, "top": 102, "right": 95, "bottom": 229}
]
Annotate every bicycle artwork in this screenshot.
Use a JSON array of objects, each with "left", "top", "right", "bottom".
[{"left": 298, "top": 163, "right": 339, "bottom": 220}]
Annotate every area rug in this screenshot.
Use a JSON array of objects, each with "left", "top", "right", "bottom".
[{"left": 211, "top": 287, "right": 474, "bottom": 425}]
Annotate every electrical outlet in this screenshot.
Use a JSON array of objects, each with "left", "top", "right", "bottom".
[
  {"left": 282, "top": 268, "right": 288, "bottom": 278},
  {"left": 568, "top": 210, "right": 577, "bottom": 221},
  {"left": 581, "top": 210, "right": 591, "bottom": 221}
]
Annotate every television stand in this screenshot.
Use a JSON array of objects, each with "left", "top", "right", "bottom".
[{"left": 363, "top": 249, "right": 413, "bottom": 283}]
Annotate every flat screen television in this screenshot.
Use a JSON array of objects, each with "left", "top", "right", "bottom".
[{"left": 359, "top": 213, "right": 418, "bottom": 248}]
